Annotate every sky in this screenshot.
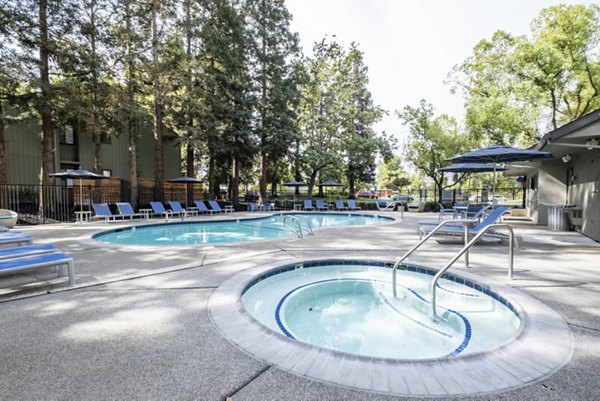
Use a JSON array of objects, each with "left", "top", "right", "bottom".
[{"left": 285, "top": 0, "right": 595, "bottom": 144}]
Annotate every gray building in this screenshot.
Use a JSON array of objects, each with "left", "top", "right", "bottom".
[
  {"left": 523, "top": 109, "right": 600, "bottom": 242},
  {"left": 5, "top": 120, "right": 182, "bottom": 185}
]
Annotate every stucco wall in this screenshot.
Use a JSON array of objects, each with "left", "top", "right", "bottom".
[
  {"left": 535, "top": 160, "right": 568, "bottom": 226},
  {"left": 6, "top": 120, "right": 181, "bottom": 185},
  {"left": 569, "top": 150, "right": 600, "bottom": 241}
]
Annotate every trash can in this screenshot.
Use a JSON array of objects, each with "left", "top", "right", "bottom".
[{"left": 547, "top": 204, "right": 575, "bottom": 231}]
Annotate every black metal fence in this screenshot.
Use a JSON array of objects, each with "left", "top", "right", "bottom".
[
  {"left": 0, "top": 184, "right": 526, "bottom": 224},
  {"left": 0, "top": 183, "right": 209, "bottom": 224}
]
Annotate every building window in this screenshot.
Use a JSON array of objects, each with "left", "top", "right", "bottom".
[
  {"left": 530, "top": 176, "right": 537, "bottom": 190},
  {"left": 60, "top": 125, "right": 75, "bottom": 145}
]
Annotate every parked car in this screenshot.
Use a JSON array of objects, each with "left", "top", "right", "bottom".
[
  {"left": 392, "top": 194, "right": 413, "bottom": 202},
  {"left": 356, "top": 191, "right": 378, "bottom": 199}
]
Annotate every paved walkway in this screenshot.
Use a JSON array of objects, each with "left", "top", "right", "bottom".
[{"left": 1, "top": 211, "right": 599, "bottom": 400}]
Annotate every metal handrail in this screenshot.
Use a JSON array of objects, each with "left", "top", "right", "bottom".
[
  {"left": 392, "top": 219, "right": 473, "bottom": 297},
  {"left": 430, "top": 223, "right": 515, "bottom": 321},
  {"left": 294, "top": 215, "right": 314, "bottom": 236},
  {"left": 283, "top": 215, "right": 303, "bottom": 237},
  {"left": 282, "top": 215, "right": 314, "bottom": 238}
]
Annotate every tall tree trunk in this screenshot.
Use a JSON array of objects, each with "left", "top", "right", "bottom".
[
  {"left": 0, "top": 101, "right": 6, "bottom": 208},
  {"left": 231, "top": 155, "right": 239, "bottom": 206},
  {"left": 208, "top": 151, "right": 216, "bottom": 199},
  {"left": 184, "top": 0, "right": 194, "bottom": 182},
  {"left": 348, "top": 175, "right": 355, "bottom": 199},
  {"left": 90, "top": 0, "right": 102, "bottom": 175},
  {"left": 307, "top": 171, "right": 318, "bottom": 199},
  {"left": 270, "top": 177, "right": 277, "bottom": 197},
  {"left": 39, "top": 0, "right": 54, "bottom": 187},
  {"left": 125, "top": 1, "right": 138, "bottom": 206},
  {"left": 151, "top": 0, "right": 164, "bottom": 201},
  {"left": 258, "top": 4, "right": 269, "bottom": 205},
  {"left": 259, "top": 149, "right": 267, "bottom": 203},
  {"left": 0, "top": 101, "right": 7, "bottom": 186}
]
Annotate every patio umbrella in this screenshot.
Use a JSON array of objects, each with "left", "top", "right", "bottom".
[
  {"left": 447, "top": 145, "right": 553, "bottom": 204},
  {"left": 167, "top": 176, "right": 202, "bottom": 209},
  {"left": 282, "top": 181, "right": 307, "bottom": 201},
  {"left": 49, "top": 169, "right": 108, "bottom": 211},
  {"left": 438, "top": 163, "right": 508, "bottom": 201},
  {"left": 318, "top": 181, "right": 342, "bottom": 201}
]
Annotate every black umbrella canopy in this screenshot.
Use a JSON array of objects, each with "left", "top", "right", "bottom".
[
  {"left": 167, "top": 176, "right": 202, "bottom": 208},
  {"left": 437, "top": 163, "right": 508, "bottom": 173},
  {"left": 49, "top": 169, "right": 108, "bottom": 179},
  {"left": 318, "top": 181, "right": 342, "bottom": 186},
  {"left": 446, "top": 145, "right": 552, "bottom": 207},
  {"left": 167, "top": 176, "right": 203, "bottom": 183},
  {"left": 49, "top": 169, "right": 108, "bottom": 212},
  {"left": 447, "top": 145, "right": 553, "bottom": 164},
  {"left": 282, "top": 181, "right": 307, "bottom": 186}
]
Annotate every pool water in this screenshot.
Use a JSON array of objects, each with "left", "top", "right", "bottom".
[
  {"left": 93, "top": 213, "right": 392, "bottom": 245},
  {"left": 242, "top": 263, "right": 521, "bottom": 359}
]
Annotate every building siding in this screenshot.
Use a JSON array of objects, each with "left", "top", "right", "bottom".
[{"left": 6, "top": 119, "right": 181, "bottom": 185}]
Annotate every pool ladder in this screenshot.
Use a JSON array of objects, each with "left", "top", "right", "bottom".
[
  {"left": 391, "top": 220, "right": 516, "bottom": 321},
  {"left": 283, "top": 215, "right": 314, "bottom": 238}
]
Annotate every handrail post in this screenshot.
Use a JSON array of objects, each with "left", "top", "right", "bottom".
[
  {"left": 464, "top": 224, "right": 469, "bottom": 267},
  {"left": 392, "top": 219, "right": 473, "bottom": 297},
  {"left": 430, "top": 223, "right": 515, "bottom": 321}
]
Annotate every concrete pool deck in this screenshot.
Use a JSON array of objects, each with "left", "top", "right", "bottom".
[{"left": 1, "top": 210, "right": 599, "bottom": 400}]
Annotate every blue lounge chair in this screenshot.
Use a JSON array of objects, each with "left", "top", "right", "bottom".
[
  {"left": 168, "top": 201, "right": 196, "bottom": 218},
  {"left": 303, "top": 200, "right": 314, "bottom": 211},
  {"left": 418, "top": 205, "right": 492, "bottom": 233},
  {"left": 262, "top": 203, "right": 275, "bottom": 211},
  {"left": 116, "top": 202, "right": 145, "bottom": 220},
  {"left": 334, "top": 200, "right": 348, "bottom": 210},
  {"left": 347, "top": 200, "right": 361, "bottom": 211},
  {"left": 465, "top": 204, "right": 492, "bottom": 220},
  {"left": 150, "top": 202, "right": 174, "bottom": 221},
  {"left": 0, "top": 251, "right": 75, "bottom": 286},
  {"left": 0, "top": 244, "right": 56, "bottom": 260},
  {"left": 438, "top": 203, "right": 455, "bottom": 220},
  {"left": 247, "top": 202, "right": 261, "bottom": 212},
  {"left": 92, "top": 203, "right": 123, "bottom": 222},
  {"left": 0, "top": 233, "right": 33, "bottom": 247},
  {"left": 194, "top": 201, "right": 214, "bottom": 215},
  {"left": 208, "top": 200, "right": 233, "bottom": 213},
  {"left": 418, "top": 207, "right": 509, "bottom": 239},
  {"left": 315, "top": 200, "right": 329, "bottom": 211}
]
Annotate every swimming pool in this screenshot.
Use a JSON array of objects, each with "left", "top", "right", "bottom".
[
  {"left": 92, "top": 213, "right": 393, "bottom": 245},
  {"left": 210, "top": 258, "right": 573, "bottom": 396},
  {"left": 242, "top": 261, "right": 521, "bottom": 359}
]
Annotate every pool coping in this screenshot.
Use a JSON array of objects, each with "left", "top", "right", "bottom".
[
  {"left": 208, "top": 256, "right": 574, "bottom": 397},
  {"left": 87, "top": 211, "right": 398, "bottom": 248}
]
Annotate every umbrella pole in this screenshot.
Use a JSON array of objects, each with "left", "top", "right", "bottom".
[{"left": 491, "top": 165, "right": 497, "bottom": 208}]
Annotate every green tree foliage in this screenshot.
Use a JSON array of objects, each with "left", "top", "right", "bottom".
[
  {"left": 109, "top": 0, "right": 149, "bottom": 204},
  {"left": 2, "top": 0, "right": 78, "bottom": 185},
  {"left": 377, "top": 156, "right": 410, "bottom": 192},
  {"left": 397, "top": 100, "right": 471, "bottom": 203},
  {"left": 198, "top": 0, "right": 254, "bottom": 201},
  {"left": 450, "top": 4, "right": 600, "bottom": 146},
  {"left": 245, "top": 0, "right": 302, "bottom": 204},
  {"left": 339, "top": 44, "right": 389, "bottom": 198},
  {"left": 296, "top": 40, "right": 345, "bottom": 198},
  {"left": 65, "top": 0, "right": 115, "bottom": 174},
  {"left": 297, "top": 39, "right": 387, "bottom": 198}
]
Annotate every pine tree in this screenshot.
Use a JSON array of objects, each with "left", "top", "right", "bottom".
[
  {"left": 2, "top": 0, "right": 77, "bottom": 186},
  {"left": 244, "top": 0, "right": 302, "bottom": 203}
]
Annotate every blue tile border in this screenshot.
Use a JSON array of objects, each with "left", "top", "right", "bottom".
[{"left": 242, "top": 259, "right": 520, "bottom": 320}]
